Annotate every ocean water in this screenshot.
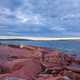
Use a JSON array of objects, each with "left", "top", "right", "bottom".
[{"left": 0, "top": 39, "right": 80, "bottom": 55}]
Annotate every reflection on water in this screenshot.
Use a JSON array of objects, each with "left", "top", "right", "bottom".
[{"left": 0, "top": 39, "right": 80, "bottom": 55}]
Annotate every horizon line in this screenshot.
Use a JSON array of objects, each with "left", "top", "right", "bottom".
[{"left": 0, "top": 36, "right": 80, "bottom": 40}]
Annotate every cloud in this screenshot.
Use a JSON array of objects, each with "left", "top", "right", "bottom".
[
  {"left": 0, "top": 0, "right": 80, "bottom": 36},
  {"left": 61, "top": 31, "right": 80, "bottom": 36},
  {"left": 0, "top": 0, "right": 47, "bottom": 26},
  {"left": 49, "top": 27, "right": 66, "bottom": 31},
  {"left": 15, "top": 11, "right": 46, "bottom": 25},
  {"left": 0, "top": 7, "right": 12, "bottom": 16}
]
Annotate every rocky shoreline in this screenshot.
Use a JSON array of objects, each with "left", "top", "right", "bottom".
[{"left": 0, "top": 44, "right": 79, "bottom": 80}]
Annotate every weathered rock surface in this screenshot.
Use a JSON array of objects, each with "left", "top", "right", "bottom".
[{"left": 0, "top": 44, "right": 79, "bottom": 80}]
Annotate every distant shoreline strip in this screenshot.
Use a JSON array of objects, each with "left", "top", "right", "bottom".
[{"left": 0, "top": 36, "right": 80, "bottom": 41}]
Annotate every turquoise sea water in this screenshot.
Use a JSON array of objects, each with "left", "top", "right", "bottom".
[{"left": 0, "top": 40, "right": 80, "bottom": 55}]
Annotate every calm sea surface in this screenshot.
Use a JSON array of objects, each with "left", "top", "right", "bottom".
[{"left": 0, "top": 40, "right": 80, "bottom": 55}]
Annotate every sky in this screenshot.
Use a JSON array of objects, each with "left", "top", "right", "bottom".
[{"left": 0, "top": 0, "right": 80, "bottom": 36}]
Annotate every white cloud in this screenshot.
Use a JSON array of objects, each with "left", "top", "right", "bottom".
[
  {"left": 0, "top": 4, "right": 46, "bottom": 26},
  {"left": 15, "top": 10, "right": 46, "bottom": 25},
  {"left": 0, "top": 7, "right": 17, "bottom": 25},
  {"left": 49, "top": 27, "right": 66, "bottom": 31},
  {"left": 61, "top": 13, "right": 80, "bottom": 20},
  {"left": 13, "top": 0, "right": 47, "bottom": 25},
  {"left": 64, "top": 31, "right": 80, "bottom": 36},
  {"left": 0, "top": 0, "right": 80, "bottom": 36},
  {"left": 0, "top": 7, "right": 13, "bottom": 15}
]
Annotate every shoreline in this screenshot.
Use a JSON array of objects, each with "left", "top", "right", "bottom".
[{"left": 0, "top": 36, "right": 80, "bottom": 41}]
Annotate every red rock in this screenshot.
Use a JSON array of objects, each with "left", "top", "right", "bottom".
[{"left": 0, "top": 44, "right": 79, "bottom": 80}]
